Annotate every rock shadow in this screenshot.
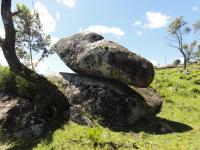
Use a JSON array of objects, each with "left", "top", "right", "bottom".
[
  {"left": 0, "top": 119, "right": 67, "bottom": 150},
  {"left": 0, "top": 86, "right": 70, "bottom": 150},
  {"left": 109, "top": 117, "right": 193, "bottom": 135}
]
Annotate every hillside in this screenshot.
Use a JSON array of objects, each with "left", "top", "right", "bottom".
[{"left": 0, "top": 64, "right": 200, "bottom": 150}]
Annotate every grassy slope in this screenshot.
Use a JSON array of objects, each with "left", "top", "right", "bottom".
[{"left": 1, "top": 64, "right": 200, "bottom": 150}]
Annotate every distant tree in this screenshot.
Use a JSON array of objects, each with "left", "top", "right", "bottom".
[
  {"left": 14, "top": 4, "right": 53, "bottom": 70},
  {"left": 182, "top": 41, "right": 198, "bottom": 62},
  {"left": 167, "top": 16, "right": 191, "bottom": 69},
  {"left": 193, "top": 20, "right": 200, "bottom": 40},
  {"left": 194, "top": 45, "right": 200, "bottom": 59},
  {"left": 173, "top": 59, "right": 181, "bottom": 66},
  {"left": 193, "top": 20, "right": 200, "bottom": 59}
]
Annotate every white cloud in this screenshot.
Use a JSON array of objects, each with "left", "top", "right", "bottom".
[
  {"left": 56, "top": 12, "right": 60, "bottom": 20},
  {"left": 179, "top": 57, "right": 184, "bottom": 64},
  {"left": 83, "top": 25, "right": 125, "bottom": 36},
  {"left": 35, "top": 59, "right": 53, "bottom": 75},
  {"left": 0, "top": 28, "right": 5, "bottom": 38},
  {"left": 144, "top": 12, "right": 170, "bottom": 29},
  {"left": 35, "top": 55, "right": 74, "bottom": 75},
  {"left": 136, "top": 31, "right": 142, "bottom": 36},
  {"left": 56, "top": 0, "right": 62, "bottom": 3},
  {"left": 0, "top": 28, "right": 7, "bottom": 66},
  {"left": 57, "top": 0, "right": 76, "bottom": 8},
  {"left": 0, "top": 50, "right": 8, "bottom": 66},
  {"left": 133, "top": 21, "right": 142, "bottom": 27},
  {"left": 193, "top": 6, "right": 199, "bottom": 11},
  {"left": 78, "top": 28, "right": 83, "bottom": 32},
  {"left": 51, "top": 37, "right": 59, "bottom": 45},
  {"left": 34, "top": 2, "right": 56, "bottom": 33},
  {"left": 149, "top": 59, "right": 159, "bottom": 66}
]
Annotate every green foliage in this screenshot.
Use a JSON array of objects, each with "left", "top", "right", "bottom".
[
  {"left": 183, "top": 41, "right": 198, "bottom": 62},
  {"left": 0, "top": 67, "right": 16, "bottom": 93},
  {"left": 0, "top": 66, "right": 35, "bottom": 96},
  {"left": 193, "top": 45, "right": 200, "bottom": 59},
  {"left": 168, "top": 16, "right": 190, "bottom": 34},
  {"left": 14, "top": 3, "right": 53, "bottom": 70},
  {"left": 193, "top": 20, "right": 200, "bottom": 40},
  {"left": 167, "top": 16, "right": 190, "bottom": 69},
  {"left": 167, "top": 17, "right": 200, "bottom": 68},
  {"left": 88, "top": 127, "right": 102, "bottom": 143}
]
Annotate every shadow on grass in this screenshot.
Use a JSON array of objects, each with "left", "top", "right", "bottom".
[
  {"left": 0, "top": 119, "right": 68, "bottom": 150},
  {"left": 110, "top": 117, "right": 193, "bottom": 135},
  {"left": 0, "top": 117, "right": 193, "bottom": 149}
]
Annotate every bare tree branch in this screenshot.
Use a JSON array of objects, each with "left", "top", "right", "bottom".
[
  {"left": 12, "top": 10, "right": 21, "bottom": 16},
  {"left": 165, "top": 36, "right": 178, "bottom": 43},
  {"left": 168, "top": 43, "right": 180, "bottom": 50}
]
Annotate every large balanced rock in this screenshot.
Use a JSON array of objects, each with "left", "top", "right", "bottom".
[
  {"left": 59, "top": 73, "right": 163, "bottom": 127},
  {"left": 55, "top": 32, "right": 154, "bottom": 88}
]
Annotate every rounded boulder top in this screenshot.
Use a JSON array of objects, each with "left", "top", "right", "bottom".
[{"left": 55, "top": 32, "right": 154, "bottom": 88}]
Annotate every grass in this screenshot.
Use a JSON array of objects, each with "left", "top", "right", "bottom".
[{"left": 0, "top": 64, "right": 200, "bottom": 150}]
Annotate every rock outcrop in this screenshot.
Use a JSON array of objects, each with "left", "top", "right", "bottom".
[
  {"left": 55, "top": 32, "right": 154, "bottom": 88},
  {"left": 54, "top": 32, "right": 163, "bottom": 128},
  {"left": 59, "top": 73, "right": 163, "bottom": 127},
  {"left": 0, "top": 94, "right": 44, "bottom": 138}
]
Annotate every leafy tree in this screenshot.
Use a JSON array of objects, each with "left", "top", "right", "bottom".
[
  {"left": 167, "top": 16, "right": 191, "bottom": 69},
  {"left": 193, "top": 20, "right": 200, "bottom": 59},
  {"left": 194, "top": 45, "right": 200, "bottom": 59},
  {"left": 14, "top": 4, "right": 53, "bottom": 70},
  {"left": 193, "top": 20, "right": 200, "bottom": 40},
  {"left": 0, "top": 0, "right": 69, "bottom": 119},
  {"left": 182, "top": 41, "right": 197, "bottom": 62}
]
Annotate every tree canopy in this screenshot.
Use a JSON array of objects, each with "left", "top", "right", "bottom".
[
  {"left": 14, "top": 4, "right": 53, "bottom": 70},
  {"left": 167, "top": 16, "right": 190, "bottom": 69},
  {"left": 167, "top": 16, "right": 200, "bottom": 68}
]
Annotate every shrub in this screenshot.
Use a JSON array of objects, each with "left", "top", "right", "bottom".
[
  {"left": 173, "top": 59, "right": 181, "bottom": 66},
  {"left": 0, "top": 67, "right": 16, "bottom": 93}
]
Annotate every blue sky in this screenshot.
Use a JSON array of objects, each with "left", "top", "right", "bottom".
[{"left": 0, "top": 0, "right": 200, "bottom": 74}]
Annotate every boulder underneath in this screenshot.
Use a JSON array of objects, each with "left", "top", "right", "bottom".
[
  {"left": 0, "top": 94, "right": 44, "bottom": 138},
  {"left": 59, "top": 73, "right": 163, "bottom": 128},
  {"left": 55, "top": 32, "right": 154, "bottom": 88}
]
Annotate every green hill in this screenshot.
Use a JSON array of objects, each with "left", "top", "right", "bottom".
[{"left": 0, "top": 64, "right": 200, "bottom": 150}]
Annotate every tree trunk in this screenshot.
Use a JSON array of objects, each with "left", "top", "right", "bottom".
[
  {"left": 0, "top": 0, "right": 70, "bottom": 119},
  {"left": 29, "top": 41, "right": 34, "bottom": 70},
  {"left": 181, "top": 50, "right": 187, "bottom": 69}
]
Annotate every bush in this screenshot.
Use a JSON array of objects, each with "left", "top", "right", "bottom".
[
  {"left": 173, "top": 59, "right": 181, "bottom": 66},
  {"left": 0, "top": 67, "right": 16, "bottom": 93}
]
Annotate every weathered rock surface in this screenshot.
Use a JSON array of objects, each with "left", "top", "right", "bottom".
[
  {"left": 55, "top": 32, "right": 154, "bottom": 88},
  {"left": 59, "top": 73, "right": 163, "bottom": 127},
  {"left": 0, "top": 94, "right": 45, "bottom": 138}
]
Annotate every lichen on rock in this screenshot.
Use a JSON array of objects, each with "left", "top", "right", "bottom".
[{"left": 55, "top": 32, "right": 154, "bottom": 88}]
